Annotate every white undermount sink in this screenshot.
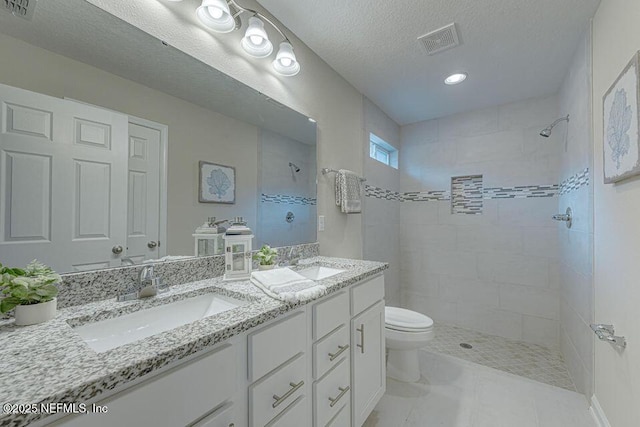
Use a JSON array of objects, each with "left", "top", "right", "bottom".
[
  {"left": 296, "top": 266, "right": 345, "bottom": 281},
  {"left": 72, "top": 293, "right": 246, "bottom": 353}
]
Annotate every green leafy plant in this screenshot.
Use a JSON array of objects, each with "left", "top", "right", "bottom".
[
  {"left": 253, "top": 245, "right": 278, "bottom": 266},
  {"left": 0, "top": 260, "right": 60, "bottom": 313}
]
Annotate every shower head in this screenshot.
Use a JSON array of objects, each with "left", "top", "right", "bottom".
[
  {"left": 289, "top": 162, "right": 301, "bottom": 173},
  {"left": 540, "top": 115, "right": 570, "bottom": 138}
]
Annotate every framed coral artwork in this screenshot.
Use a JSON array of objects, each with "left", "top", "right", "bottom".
[
  {"left": 199, "top": 161, "right": 236, "bottom": 204},
  {"left": 603, "top": 52, "right": 640, "bottom": 183}
]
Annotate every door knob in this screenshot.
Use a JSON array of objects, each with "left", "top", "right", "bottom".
[
  {"left": 112, "top": 245, "right": 124, "bottom": 255},
  {"left": 147, "top": 241, "right": 158, "bottom": 249}
]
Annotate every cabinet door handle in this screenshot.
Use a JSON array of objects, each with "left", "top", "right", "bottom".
[
  {"left": 272, "top": 380, "right": 304, "bottom": 408},
  {"left": 357, "top": 324, "right": 365, "bottom": 353},
  {"left": 328, "top": 344, "right": 349, "bottom": 361},
  {"left": 328, "top": 386, "right": 350, "bottom": 408}
]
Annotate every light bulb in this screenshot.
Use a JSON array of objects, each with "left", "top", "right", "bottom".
[
  {"left": 273, "top": 42, "right": 300, "bottom": 76},
  {"left": 208, "top": 6, "right": 224, "bottom": 19},
  {"left": 444, "top": 72, "right": 468, "bottom": 85},
  {"left": 197, "top": 0, "right": 235, "bottom": 33},
  {"left": 241, "top": 17, "right": 273, "bottom": 58},
  {"left": 280, "top": 57, "right": 292, "bottom": 67}
]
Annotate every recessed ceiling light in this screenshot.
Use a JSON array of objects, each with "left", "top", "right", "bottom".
[{"left": 444, "top": 73, "right": 467, "bottom": 85}]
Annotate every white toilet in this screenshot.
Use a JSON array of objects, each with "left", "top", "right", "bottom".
[{"left": 385, "top": 306, "right": 434, "bottom": 382}]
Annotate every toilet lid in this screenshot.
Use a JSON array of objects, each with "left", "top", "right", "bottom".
[{"left": 385, "top": 306, "right": 434, "bottom": 331}]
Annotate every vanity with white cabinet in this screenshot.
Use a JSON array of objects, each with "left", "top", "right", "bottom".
[{"left": 1, "top": 257, "right": 386, "bottom": 427}]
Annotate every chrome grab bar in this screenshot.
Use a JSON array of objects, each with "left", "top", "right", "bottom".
[
  {"left": 328, "top": 386, "right": 350, "bottom": 408},
  {"left": 328, "top": 344, "right": 349, "bottom": 361},
  {"left": 272, "top": 380, "right": 304, "bottom": 408},
  {"left": 591, "top": 324, "right": 626, "bottom": 348}
]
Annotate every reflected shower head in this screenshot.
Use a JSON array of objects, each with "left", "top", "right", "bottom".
[
  {"left": 289, "top": 162, "right": 301, "bottom": 172},
  {"left": 540, "top": 115, "right": 570, "bottom": 138}
]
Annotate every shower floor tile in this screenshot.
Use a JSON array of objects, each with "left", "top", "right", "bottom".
[{"left": 423, "top": 323, "right": 577, "bottom": 391}]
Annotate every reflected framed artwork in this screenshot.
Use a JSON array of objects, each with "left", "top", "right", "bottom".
[
  {"left": 199, "top": 161, "right": 236, "bottom": 204},
  {"left": 603, "top": 51, "right": 640, "bottom": 183}
]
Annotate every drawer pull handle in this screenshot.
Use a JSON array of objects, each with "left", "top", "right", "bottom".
[
  {"left": 328, "top": 344, "right": 349, "bottom": 361},
  {"left": 328, "top": 386, "right": 350, "bottom": 408},
  {"left": 272, "top": 380, "right": 304, "bottom": 408},
  {"left": 357, "top": 324, "right": 365, "bottom": 353}
]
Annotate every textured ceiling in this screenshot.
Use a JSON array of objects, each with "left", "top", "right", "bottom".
[
  {"left": 257, "top": 0, "right": 601, "bottom": 125},
  {"left": 0, "top": 0, "right": 316, "bottom": 144}
]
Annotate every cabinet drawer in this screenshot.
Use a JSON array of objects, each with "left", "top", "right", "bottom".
[
  {"left": 249, "top": 311, "right": 306, "bottom": 381},
  {"left": 265, "top": 396, "right": 309, "bottom": 427},
  {"left": 53, "top": 344, "right": 236, "bottom": 427},
  {"left": 250, "top": 353, "right": 307, "bottom": 427},
  {"left": 350, "top": 275, "right": 384, "bottom": 316},
  {"left": 313, "top": 291, "right": 349, "bottom": 340},
  {"left": 313, "top": 325, "right": 349, "bottom": 379},
  {"left": 313, "top": 357, "right": 350, "bottom": 427},
  {"left": 192, "top": 402, "right": 235, "bottom": 427},
  {"left": 326, "top": 402, "right": 350, "bottom": 427}
]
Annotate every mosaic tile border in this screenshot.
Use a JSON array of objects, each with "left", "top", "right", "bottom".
[
  {"left": 365, "top": 168, "right": 590, "bottom": 203},
  {"left": 364, "top": 185, "right": 402, "bottom": 201},
  {"left": 560, "top": 168, "right": 590, "bottom": 195},
  {"left": 261, "top": 193, "right": 317, "bottom": 205},
  {"left": 483, "top": 184, "right": 559, "bottom": 199},
  {"left": 452, "top": 175, "right": 483, "bottom": 215}
]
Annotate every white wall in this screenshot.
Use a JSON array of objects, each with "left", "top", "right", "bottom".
[
  {"left": 258, "top": 129, "right": 316, "bottom": 247},
  {"left": 592, "top": 0, "right": 640, "bottom": 425},
  {"left": 557, "top": 31, "right": 594, "bottom": 398},
  {"left": 0, "top": 33, "right": 258, "bottom": 256},
  {"left": 86, "top": 0, "right": 365, "bottom": 259},
  {"left": 362, "top": 97, "right": 401, "bottom": 306},
  {"left": 399, "top": 96, "right": 563, "bottom": 348}
]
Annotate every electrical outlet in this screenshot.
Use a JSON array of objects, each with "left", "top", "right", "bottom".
[{"left": 318, "top": 215, "right": 325, "bottom": 232}]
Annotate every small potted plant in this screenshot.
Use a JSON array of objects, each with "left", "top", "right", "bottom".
[
  {"left": 253, "top": 245, "right": 279, "bottom": 271},
  {"left": 0, "top": 260, "right": 60, "bottom": 326}
]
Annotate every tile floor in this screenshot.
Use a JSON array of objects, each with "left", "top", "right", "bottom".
[
  {"left": 364, "top": 350, "right": 594, "bottom": 427},
  {"left": 423, "top": 323, "right": 576, "bottom": 391}
]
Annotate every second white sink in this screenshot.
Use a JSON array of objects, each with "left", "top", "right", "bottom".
[
  {"left": 72, "top": 293, "right": 246, "bottom": 353},
  {"left": 297, "top": 266, "right": 345, "bottom": 281}
]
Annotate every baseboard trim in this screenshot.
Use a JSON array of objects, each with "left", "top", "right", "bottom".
[{"left": 590, "top": 395, "right": 611, "bottom": 427}]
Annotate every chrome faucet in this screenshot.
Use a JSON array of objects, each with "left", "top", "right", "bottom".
[
  {"left": 117, "top": 264, "right": 167, "bottom": 301},
  {"left": 282, "top": 247, "right": 301, "bottom": 267}
]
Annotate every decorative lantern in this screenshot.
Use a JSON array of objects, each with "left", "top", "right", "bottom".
[
  {"left": 223, "top": 218, "right": 254, "bottom": 281},
  {"left": 193, "top": 232, "right": 225, "bottom": 257},
  {"left": 193, "top": 217, "right": 226, "bottom": 256}
]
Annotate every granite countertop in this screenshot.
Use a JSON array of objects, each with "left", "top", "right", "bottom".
[{"left": 0, "top": 256, "right": 387, "bottom": 427}]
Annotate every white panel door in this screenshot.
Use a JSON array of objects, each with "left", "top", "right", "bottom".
[
  {"left": 126, "top": 122, "right": 161, "bottom": 263},
  {"left": 0, "top": 83, "right": 128, "bottom": 272}
]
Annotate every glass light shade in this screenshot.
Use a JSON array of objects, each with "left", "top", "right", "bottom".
[
  {"left": 444, "top": 72, "right": 468, "bottom": 85},
  {"left": 272, "top": 42, "right": 300, "bottom": 76},
  {"left": 241, "top": 17, "right": 273, "bottom": 58},
  {"left": 197, "top": 0, "right": 235, "bottom": 33}
]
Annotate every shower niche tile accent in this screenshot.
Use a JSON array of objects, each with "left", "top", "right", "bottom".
[{"left": 451, "top": 175, "right": 483, "bottom": 215}]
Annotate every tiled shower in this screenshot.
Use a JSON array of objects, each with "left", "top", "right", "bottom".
[{"left": 363, "top": 32, "right": 594, "bottom": 396}]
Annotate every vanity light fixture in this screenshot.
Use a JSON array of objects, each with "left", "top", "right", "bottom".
[
  {"left": 193, "top": 0, "right": 300, "bottom": 76},
  {"left": 444, "top": 72, "right": 467, "bottom": 85}
]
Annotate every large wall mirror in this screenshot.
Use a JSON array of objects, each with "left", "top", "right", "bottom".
[{"left": 0, "top": 0, "right": 317, "bottom": 273}]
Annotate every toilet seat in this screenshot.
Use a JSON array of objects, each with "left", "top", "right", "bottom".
[{"left": 385, "top": 306, "right": 433, "bottom": 332}]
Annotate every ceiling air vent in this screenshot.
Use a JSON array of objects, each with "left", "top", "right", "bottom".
[
  {"left": 2, "top": 0, "right": 36, "bottom": 20},
  {"left": 418, "top": 23, "right": 461, "bottom": 55}
]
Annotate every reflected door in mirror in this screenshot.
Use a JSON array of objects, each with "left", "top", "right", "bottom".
[{"left": 0, "top": 83, "right": 128, "bottom": 273}]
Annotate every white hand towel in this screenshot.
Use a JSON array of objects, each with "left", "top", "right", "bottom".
[
  {"left": 335, "top": 169, "right": 362, "bottom": 214},
  {"left": 251, "top": 268, "right": 327, "bottom": 303}
]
